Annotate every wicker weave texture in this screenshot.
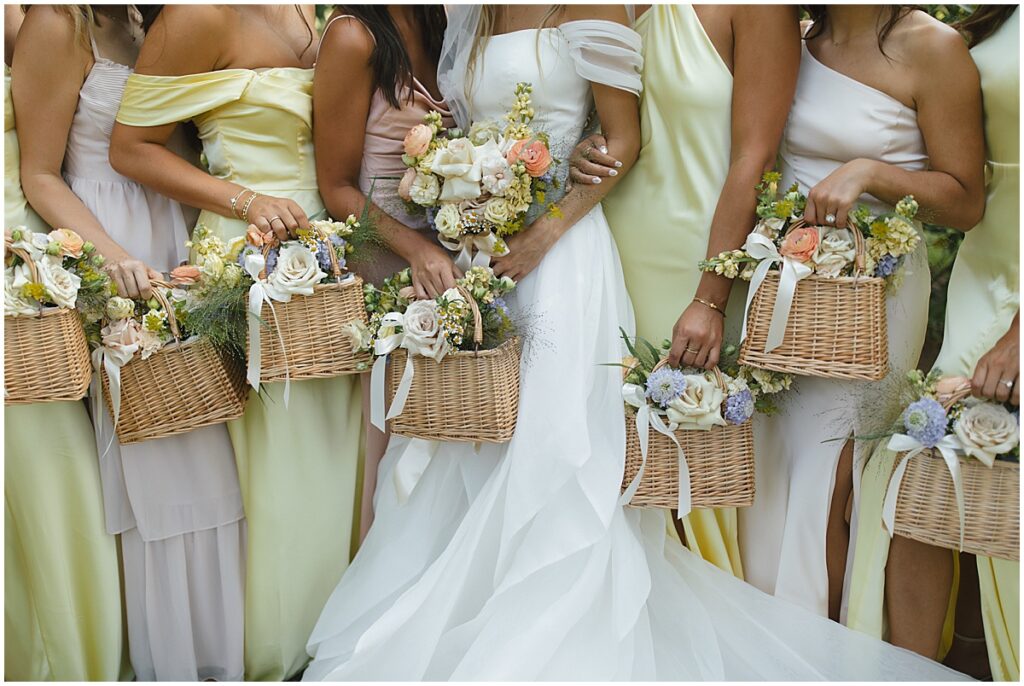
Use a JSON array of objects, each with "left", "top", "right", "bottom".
[
  {"left": 386, "top": 337, "right": 521, "bottom": 443},
  {"left": 5, "top": 307, "right": 92, "bottom": 404},
  {"left": 622, "top": 411, "right": 756, "bottom": 509},
  {"left": 101, "top": 338, "right": 248, "bottom": 444},
  {"left": 739, "top": 271, "right": 889, "bottom": 380},
  {"left": 255, "top": 278, "right": 371, "bottom": 381},
  {"left": 892, "top": 453, "right": 1019, "bottom": 561}
]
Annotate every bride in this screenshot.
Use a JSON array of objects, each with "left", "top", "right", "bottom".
[{"left": 304, "top": 5, "right": 967, "bottom": 680}]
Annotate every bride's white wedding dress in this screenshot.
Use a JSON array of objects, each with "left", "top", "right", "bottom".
[{"left": 304, "top": 18, "right": 967, "bottom": 681}]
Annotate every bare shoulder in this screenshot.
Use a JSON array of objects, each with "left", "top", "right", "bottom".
[
  {"left": 894, "top": 10, "right": 972, "bottom": 70},
  {"left": 319, "top": 13, "right": 375, "bottom": 63},
  {"left": 732, "top": 4, "right": 799, "bottom": 28},
  {"left": 561, "top": 5, "right": 631, "bottom": 28},
  {"left": 135, "top": 5, "right": 231, "bottom": 75},
  {"left": 15, "top": 6, "right": 88, "bottom": 72}
]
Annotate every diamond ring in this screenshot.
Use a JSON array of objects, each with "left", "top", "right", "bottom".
[
  {"left": 1002, "top": 379, "right": 1015, "bottom": 389},
  {"left": 825, "top": 213, "right": 837, "bottom": 225}
]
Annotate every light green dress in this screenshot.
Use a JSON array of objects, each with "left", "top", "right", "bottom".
[
  {"left": 847, "top": 10, "right": 1019, "bottom": 680},
  {"left": 603, "top": 5, "right": 746, "bottom": 577},
  {"left": 4, "top": 68, "right": 128, "bottom": 680},
  {"left": 117, "top": 68, "right": 364, "bottom": 681}
]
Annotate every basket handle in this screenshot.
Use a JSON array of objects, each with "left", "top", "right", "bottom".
[
  {"left": 4, "top": 237, "right": 41, "bottom": 288},
  {"left": 146, "top": 278, "right": 182, "bottom": 341},
  {"left": 937, "top": 383, "right": 974, "bottom": 411},
  {"left": 648, "top": 357, "right": 729, "bottom": 395},
  {"left": 456, "top": 284, "right": 484, "bottom": 348},
  {"left": 260, "top": 226, "right": 344, "bottom": 282},
  {"left": 786, "top": 216, "right": 867, "bottom": 276}
]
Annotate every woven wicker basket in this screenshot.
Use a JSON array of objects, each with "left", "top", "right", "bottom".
[
  {"left": 100, "top": 280, "right": 248, "bottom": 444},
  {"left": 385, "top": 286, "right": 521, "bottom": 443},
  {"left": 251, "top": 228, "right": 371, "bottom": 381},
  {"left": 621, "top": 363, "right": 756, "bottom": 509},
  {"left": 4, "top": 239, "right": 92, "bottom": 405},
  {"left": 738, "top": 219, "right": 888, "bottom": 380},
  {"left": 890, "top": 387, "right": 1020, "bottom": 560}
]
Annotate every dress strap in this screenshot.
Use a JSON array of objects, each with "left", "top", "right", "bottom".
[
  {"left": 317, "top": 14, "right": 377, "bottom": 61},
  {"left": 558, "top": 20, "right": 644, "bottom": 96},
  {"left": 88, "top": 27, "right": 103, "bottom": 61}
]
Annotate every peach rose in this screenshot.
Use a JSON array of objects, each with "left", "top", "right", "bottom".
[
  {"left": 398, "top": 286, "right": 417, "bottom": 301},
  {"left": 170, "top": 264, "right": 201, "bottom": 286},
  {"left": 506, "top": 139, "right": 553, "bottom": 178},
  {"left": 52, "top": 228, "right": 85, "bottom": 257},
  {"left": 935, "top": 375, "right": 971, "bottom": 399},
  {"left": 404, "top": 124, "right": 433, "bottom": 158},
  {"left": 246, "top": 225, "right": 266, "bottom": 247},
  {"left": 398, "top": 167, "right": 417, "bottom": 202},
  {"left": 779, "top": 227, "right": 819, "bottom": 263}
]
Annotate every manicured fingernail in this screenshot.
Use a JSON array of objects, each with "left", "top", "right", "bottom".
[
  {"left": 608, "top": 169, "right": 618, "bottom": 177},
  {"left": 593, "top": 177, "right": 602, "bottom": 184},
  {"left": 614, "top": 160, "right": 623, "bottom": 168},
  {"left": 600, "top": 146, "right": 608, "bottom": 154}
]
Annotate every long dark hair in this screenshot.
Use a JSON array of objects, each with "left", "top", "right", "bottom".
[
  {"left": 802, "top": 5, "right": 917, "bottom": 57},
  {"left": 334, "top": 5, "right": 447, "bottom": 109},
  {"left": 955, "top": 5, "right": 1017, "bottom": 48}
]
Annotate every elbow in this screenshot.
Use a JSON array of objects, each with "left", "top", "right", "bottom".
[
  {"left": 954, "top": 190, "right": 986, "bottom": 232},
  {"left": 107, "top": 141, "right": 133, "bottom": 179}
]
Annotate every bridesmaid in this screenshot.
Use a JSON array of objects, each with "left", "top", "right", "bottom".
[
  {"left": 4, "top": 6, "right": 126, "bottom": 680},
  {"left": 847, "top": 6, "right": 1019, "bottom": 677},
  {"left": 574, "top": 4, "right": 801, "bottom": 576},
  {"left": 109, "top": 5, "right": 363, "bottom": 679},
  {"left": 15, "top": 5, "right": 246, "bottom": 680},
  {"left": 314, "top": 5, "right": 456, "bottom": 540},
  {"left": 737, "top": 5, "right": 986, "bottom": 622}
]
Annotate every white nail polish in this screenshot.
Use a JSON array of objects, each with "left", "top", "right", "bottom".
[
  {"left": 600, "top": 146, "right": 608, "bottom": 154},
  {"left": 609, "top": 169, "right": 618, "bottom": 177},
  {"left": 593, "top": 177, "right": 602, "bottom": 184},
  {"left": 614, "top": 160, "right": 623, "bottom": 168}
]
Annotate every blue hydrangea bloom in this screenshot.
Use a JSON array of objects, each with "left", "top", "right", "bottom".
[
  {"left": 902, "top": 397, "right": 948, "bottom": 448},
  {"left": 724, "top": 389, "right": 755, "bottom": 425},
  {"left": 874, "top": 254, "right": 899, "bottom": 278},
  {"left": 490, "top": 297, "right": 509, "bottom": 317},
  {"left": 316, "top": 241, "right": 334, "bottom": 273},
  {"left": 265, "top": 247, "right": 279, "bottom": 276},
  {"left": 645, "top": 367, "right": 687, "bottom": 408}
]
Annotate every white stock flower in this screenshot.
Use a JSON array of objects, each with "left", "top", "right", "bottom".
[
  {"left": 812, "top": 227, "right": 856, "bottom": 278},
  {"left": 36, "top": 255, "right": 81, "bottom": 308},
  {"left": 434, "top": 204, "right": 463, "bottom": 240},
  {"left": 954, "top": 401, "right": 1019, "bottom": 467},
  {"left": 665, "top": 374, "right": 727, "bottom": 428},
  {"left": 266, "top": 243, "right": 326, "bottom": 299},
  {"left": 409, "top": 172, "right": 441, "bottom": 206}
]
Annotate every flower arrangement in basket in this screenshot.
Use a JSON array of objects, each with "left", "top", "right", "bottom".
[
  {"left": 186, "top": 215, "right": 374, "bottom": 396},
  {"left": 4, "top": 226, "right": 110, "bottom": 404},
  {"left": 95, "top": 277, "right": 248, "bottom": 445},
  {"left": 700, "top": 172, "right": 922, "bottom": 380},
  {"left": 617, "top": 333, "right": 792, "bottom": 516},
  {"left": 399, "top": 82, "right": 559, "bottom": 270},
  {"left": 874, "top": 370, "right": 1019, "bottom": 560},
  {"left": 362, "top": 265, "right": 520, "bottom": 443}
]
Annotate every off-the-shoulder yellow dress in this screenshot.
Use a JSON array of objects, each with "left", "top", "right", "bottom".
[
  {"left": 603, "top": 5, "right": 746, "bottom": 578},
  {"left": 118, "top": 68, "right": 363, "bottom": 681},
  {"left": 4, "top": 67, "right": 127, "bottom": 680},
  {"left": 847, "top": 10, "right": 1019, "bottom": 680}
]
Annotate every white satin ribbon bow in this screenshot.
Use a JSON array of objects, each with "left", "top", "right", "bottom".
[
  {"left": 882, "top": 433, "right": 966, "bottom": 550},
  {"left": 369, "top": 312, "right": 414, "bottom": 432},
  {"left": 741, "top": 233, "right": 814, "bottom": 352},
  {"left": 439, "top": 233, "right": 507, "bottom": 273},
  {"left": 620, "top": 384, "right": 694, "bottom": 518},
  {"left": 243, "top": 254, "right": 291, "bottom": 407},
  {"left": 90, "top": 345, "right": 136, "bottom": 457}
]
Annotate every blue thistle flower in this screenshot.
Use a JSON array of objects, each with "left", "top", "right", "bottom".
[
  {"left": 265, "top": 247, "right": 279, "bottom": 276},
  {"left": 645, "top": 367, "right": 687, "bottom": 408},
  {"left": 490, "top": 297, "right": 509, "bottom": 317},
  {"left": 874, "top": 254, "right": 899, "bottom": 278},
  {"left": 724, "top": 389, "right": 755, "bottom": 425},
  {"left": 902, "top": 397, "right": 948, "bottom": 448}
]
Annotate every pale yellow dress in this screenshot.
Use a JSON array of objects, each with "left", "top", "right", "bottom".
[
  {"left": 603, "top": 5, "right": 745, "bottom": 577},
  {"left": 4, "top": 67, "right": 129, "bottom": 681},
  {"left": 847, "top": 9, "right": 1019, "bottom": 680},
  {"left": 117, "top": 68, "right": 364, "bottom": 681}
]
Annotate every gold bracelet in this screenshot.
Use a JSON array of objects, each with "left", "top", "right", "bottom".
[
  {"left": 229, "top": 188, "right": 252, "bottom": 219},
  {"left": 240, "top": 192, "right": 262, "bottom": 224},
  {"left": 693, "top": 297, "right": 725, "bottom": 317}
]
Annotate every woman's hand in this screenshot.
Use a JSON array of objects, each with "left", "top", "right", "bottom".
[
  {"left": 804, "top": 158, "right": 876, "bottom": 228},
  {"left": 568, "top": 133, "right": 622, "bottom": 186},
  {"left": 491, "top": 229, "right": 556, "bottom": 283},
  {"left": 406, "top": 241, "right": 462, "bottom": 300},
  {"left": 972, "top": 313, "right": 1020, "bottom": 405},
  {"left": 668, "top": 300, "right": 725, "bottom": 369},
  {"left": 244, "top": 194, "right": 309, "bottom": 242},
  {"left": 104, "top": 254, "right": 162, "bottom": 300}
]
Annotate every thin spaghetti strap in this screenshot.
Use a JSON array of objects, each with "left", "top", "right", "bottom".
[
  {"left": 317, "top": 14, "right": 377, "bottom": 61},
  {"left": 88, "top": 26, "right": 102, "bottom": 61}
]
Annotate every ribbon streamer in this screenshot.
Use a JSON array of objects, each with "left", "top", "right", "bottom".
[
  {"left": 243, "top": 256, "right": 291, "bottom": 407},
  {"left": 740, "top": 233, "right": 813, "bottom": 352},
  {"left": 369, "top": 311, "right": 412, "bottom": 431},
  {"left": 90, "top": 346, "right": 133, "bottom": 458},
  {"left": 882, "top": 433, "right": 966, "bottom": 550}
]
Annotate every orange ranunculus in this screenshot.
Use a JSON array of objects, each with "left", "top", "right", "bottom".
[
  {"left": 403, "top": 124, "right": 433, "bottom": 158},
  {"left": 505, "top": 139, "right": 553, "bottom": 178},
  {"left": 52, "top": 228, "right": 85, "bottom": 257},
  {"left": 246, "top": 225, "right": 266, "bottom": 247},
  {"left": 779, "top": 227, "right": 819, "bottom": 263},
  {"left": 170, "top": 264, "right": 201, "bottom": 286}
]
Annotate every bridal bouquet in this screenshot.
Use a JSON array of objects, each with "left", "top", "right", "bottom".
[
  {"left": 364, "top": 266, "right": 521, "bottom": 443},
  {"left": 4, "top": 226, "right": 110, "bottom": 404},
  {"left": 876, "top": 370, "right": 1019, "bottom": 560},
  {"left": 618, "top": 333, "right": 790, "bottom": 516},
  {"left": 399, "top": 82, "right": 558, "bottom": 270}
]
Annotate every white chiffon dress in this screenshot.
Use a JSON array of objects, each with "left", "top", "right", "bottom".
[
  {"left": 68, "top": 37, "right": 246, "bottom": 681},
  {"left": 304, "top": 20, "right": 963, "bottom": 681},
  {"left": 738, "top": 43, "right": 931, "bottom": 620}
]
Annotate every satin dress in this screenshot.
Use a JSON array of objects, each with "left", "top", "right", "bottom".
[
  {"left": 847, "top": 10, "right": 1020, "bottom": 680},
  {"left": 602, "top": 3, "right": 746, "bottom": 578},
  {"left": 117, "top": 67, "right": 364, "bottom": 681}
]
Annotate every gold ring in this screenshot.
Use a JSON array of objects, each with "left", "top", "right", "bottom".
[
  {"left": 269, "top": 216, "right": 284, "bottom": 225},
  {"left": 685, "top": 347, "right": 700, "bottom": 354}
]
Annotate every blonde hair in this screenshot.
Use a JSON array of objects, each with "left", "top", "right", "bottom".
[{"left": 55, "top": 5, "right": 98, "bottom": 48}]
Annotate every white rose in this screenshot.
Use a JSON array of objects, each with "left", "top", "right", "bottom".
[
  {"left": 484, "top": 197, "right": 512, "bottom": 225},
  {"left": 106, "top": 296, "right": 136, "bottom": 321},
  {"left": 812, "top": 227, "right": 856, "bottom": 278},
  {"left": 409, "top": 172, "right": 441, "bottom": 206},
  {"left": 434, "top": 204, "right": 463, "bottom": 240},
  {"left": 342, "top": 319, "right": 372, "bottom": 353},
  {"left": 753, "top": 216, "right": 785, "bottom": 239},
  {"left": 200, "top": 252, "right": 224, "bottom": 280},
  {"left": 36, "top": 255, "right": 81, "bottom": 308},
  {"left": 100, "top": 318, "right": 142, "bottom": 365},
  {"left": 468, "top": 120, "right": 501, "bottom": 145},
  {"left": 431, "top": 138, "right": 481, "bottom": 202},
  {"left": 954, "top": 401, "right": 1020, "bottom": 467},
  {"left": 665, "top": 374, "right": 727, "bottom": 428},
  {"left": 5, "top": 266, "right": 38, "bottom": 317},
  {"left": 401, "top": 299, "right": 450, "bottom": 361},
  {"left": 265, "top": 243, "right": 326, "bottom": 300}
]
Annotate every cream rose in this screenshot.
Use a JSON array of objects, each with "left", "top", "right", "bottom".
[
  {"left": 100, "top": 318, "right": 142, "bottom": 365},
  {"left": 434, "top": 204, "right": 463, "bottom": 240},
  {"left": 954, "top": 401, "right": 1020, "bottom": 467},
  {"left": 753, "top": 216, "right": 785, "bottom": 240},
  {"left": 468, "top": 120, "right": 501, "bottom": 145},
  {"left": 266, "top": 243, "right": 326, "bottom": 299},
  {"left": 409, "top": 172, "right": 441, "bottom": 206},
  {"left": 200, "top": 253, "right": 224, "bottom": 281},
  {"left": 11, "top": 228, "right": 48, "bottom": 261},
  {"left": 342, "top": 320, "right": 372, "bottom": 353},
  {"left": 812, "top": 227, "right": 856, "bottom": 278},
  {"left": 36, "top": 255, "right": 81, "bottom": 308},
  {"left": 430, "top": 138, "right": 481, "bottom": 202},
  {"left": 402, "top": 299, "right": 449, "bottom": 361},
  {"left": 665, "top": 374, "right": 727, "bottom": 428},
  {"left": 484, "top": 197, "right": 512, "bottom": 226},
  {"left": 5, "top": 267, "right": 38, "bottom": 316},
  {"left": 105, "top": 296, "right": 136, "bottom": 321}
]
